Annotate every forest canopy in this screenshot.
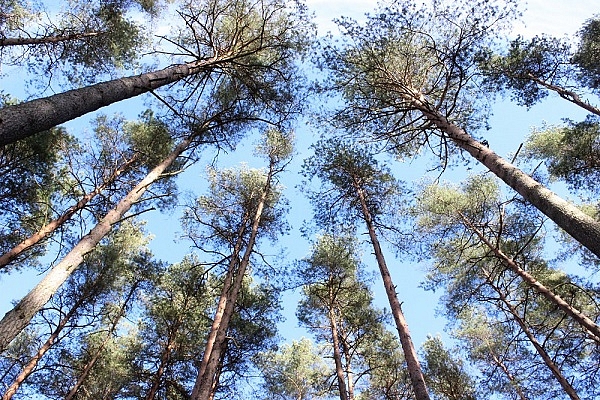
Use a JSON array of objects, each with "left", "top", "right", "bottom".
[{"left": 1, "top": 0, "right": 600, "bottom": 399}]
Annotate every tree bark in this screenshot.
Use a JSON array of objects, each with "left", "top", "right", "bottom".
[
  {"left": 329, "top": 307, "right": 350, "bottom": 400},
  {"left": 526, "top": 73, "right": 600, "bottom": 117},
  {"left": 353, "top": 181, "right": 431, "bottom": 400},
  {"left": 0, "top": 31, "right": 103, "bottom": 47},
  {"left": 459, "top": 211, "right": 600, "bottom": 344},
  {"left": 191, "top": 164, "right": 274, "bottom": 400},
  {"left": 1, "top": 294, "right": 84, "bottom": 400},
  {"left": 0, "top": 136, "right": 193, "bottom": 354},
  {"left": 0, "top": 56, "right": 228, "bottom": 146},
  {"left": 481, "top": 267, "right": 581, "bottom": 400},
  {"left": 0, "top": 156, "right": 137, "bottom": 270},
  {"left": 414, "top": 97, "right": 600, "bottom": 260}
]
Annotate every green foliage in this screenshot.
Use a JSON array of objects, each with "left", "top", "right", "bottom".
[
  {"left": 255, "top": 337, "right": 330, "bottom": 400},
  {"left": 302, "top": 138, "right": 402, "bottom": 228},
  {"left": 319, "top": 0, "right": 518, "bottom": 158},
  {"left": 421, "top": 336, "right": 478, "bottom": 400},
  {"left": 0, "top": 126, "right": 70, "bottom": 270},
  {"left": 573, "top": 17, "right": 600, "bottom": 90},
  {"left": 525, "top": 115, "right": 600, "bottom": 195},
  {"left": 478, "top": 35, "right": 572, "bottom": 107}
]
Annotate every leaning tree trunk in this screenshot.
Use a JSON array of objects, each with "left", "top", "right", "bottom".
[
  {"left": 353, "top": 181, "right": 431, "bottom": 400},
  {"left": 1, "top": 289, "right": 88, "bottom": 400},
  {"left": 481, "top": 267, "right": 581, "bottom": 400},
  {"left": 0, "top": 136, "right": 194, "bottom": 353},
  {"left": 0, "top": 155, "right": 138, "bottom": 270},
  {"left": 458, "top": 212, "right": 600, "bottom": 343},
  {"left": 0, "top": 31, "right": 103, "bottom": 47},
  {"left": 0, "top": 56, "right": 228, "bottom": 146},
  {"left": 413, "top": 96, "right": 600, "bottom": 260},
  {"left": 191, "top": 165, "right": 274, "bottom": 400}
]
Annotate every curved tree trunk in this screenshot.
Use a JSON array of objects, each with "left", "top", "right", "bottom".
[
  {"left": 0, "top": 156, "right": 137, "bottom": 270},
  {"left": 459, "top": 211, "right": 600, "bottom": 343},
  {"left": 415, "top": 98, "right": 600, "bottom": 260},
  {"left": 0, "top": 136, "right": 193, "bottom": 353},
  {"left": 353, "top": 182, "right": 431, "bottom": 400},
  {"left": 191, "top": 164, "right": 274, "bottom": 400}
]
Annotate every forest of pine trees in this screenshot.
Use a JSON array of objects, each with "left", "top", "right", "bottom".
[{"left": 1, "top": 0, "right": 600, "bottom": 398}]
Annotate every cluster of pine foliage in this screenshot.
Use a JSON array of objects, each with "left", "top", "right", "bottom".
[{"left": 1, "top": 0, "right": 600, "bottom": 399}]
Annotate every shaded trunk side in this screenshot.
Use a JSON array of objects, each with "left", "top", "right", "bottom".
[
  {"left": 329, "top": 307, "right": 350, "bottom": 400},
  {"left": 0, "top": 136, "right": 193, "bottom": 353},
  {"left": 353, "top": 182, "right": 431, "bottom": 400}
]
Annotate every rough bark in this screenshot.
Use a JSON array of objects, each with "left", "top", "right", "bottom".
[
  {"left": 0, "top": 31, "right": 102, "bottom": 47},
  {"left": 413, "top": 97, "right": 600, "bottom": 260},
  {"left": 0, "top": 56, "right": 227, "bottom": 146},
  {"left": 0, "top": 156, "right": 137, "bottom": 270},
  {"left": 481, "top": 267, "right": 581, "bottom": 400},
  {"left": 459, "top": 211, "right": 600, "bottom": 343},
  {"left": 353, "top": 182, "right": 431, "bottom": 400},
  {"left": 191, "top": 165, "right": 274, "bottom": 400},
  {"left": 0, "top": 136, "right": 193, "bottom": 354}
]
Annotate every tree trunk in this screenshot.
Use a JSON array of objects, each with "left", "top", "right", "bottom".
[
  {"left": 0, "top": 156, "right": 137, "bottom": 270},
  {"left": 481, "top": 267, "right": 581, "bottom": 400},
  {"left": 0, "top": 31, "right": 103, "bottom": 47},
  {"left": 329, "top": 308, "right": 350, "bottom": 400},
  {"left": 526, "top": 73, "right": 600, "bottom": 117},
  {"left": 0, "top": 136, "right": 193, "bottom": 354},
  {"left": 459, "top": 211, "right": 600, "bottom": 343},
  {"left": 0, "top": 56, "right": 228, "bottom": 146},
  {"left": 415, "top": 98, "right": 600, "bottom": 260},
  {"left": 191, "top": 164, "right": 274, "bottom": 400},
  {"left": 1, "top": 293, "right": 85, "bottom": 400},
  {"left": 145, "top": 336, "right": 177, "bottom": 400},
  {"left": 353, "top": 181, "right": 431, "bottom": 400},
  {"left": 489, "top": 351, "right": 528, "bottom": 400}
]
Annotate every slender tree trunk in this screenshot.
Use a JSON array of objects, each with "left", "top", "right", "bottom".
[
  {"left": 353, "top": 182, "right": 431, "bottom": 400},
  {"left": 65, "top": 282, "right": 139, "bottom": 400},
  {"left": 338, "top": 323, "right": 355, "bottom": 400},
  {"left": 489, "top": 351, "right": 528, "bottom": 400},
  {"left": 0, "top": 56, "right": 230, "bottom": 146},
  {"left": 1, "top": 293, "right": 85, "bottom": 400},
  {"left": 0, "top": 136, "right": 194, "bottom": 353},
  {"left": 481, "top": 268, "right": 581, "bottom": 400},
  {"left": 191, "top": 164, "right": 274, "bottom": 400},
  {"left": 0, "top": 31, "right": 103, "bottom": 47},
  {"left": 0, "top": 156, "right": 137, "bottom": 270},
  {"left": 189, "top": 223, "right": 248, "bottom": 398},
  {"left": 145, "top": 336, "right": 178, "bottom": 400},
  {"left": 413, "top": 96, "right": 600, "bottom": 259},
  {"left": 329, "top": 307, "right": 350, "bottom": 400},
  {"left": 526, "top": 73, "right": 600, "bottom": 117},
  {"left": 459, "top": 212, "right": 600, "bottom": 343}
]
